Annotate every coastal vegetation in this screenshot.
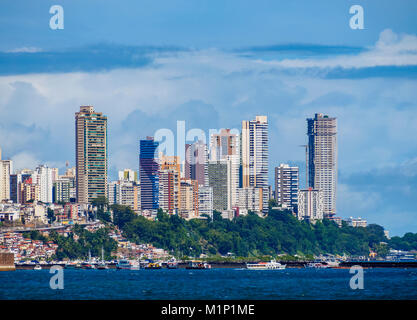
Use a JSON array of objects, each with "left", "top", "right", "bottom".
[
  {"left": 23, "top": 225, "right": 118, "bottom": 260},
  {"left": 108, "top": 205, "right": 390, "bottom": 258}
]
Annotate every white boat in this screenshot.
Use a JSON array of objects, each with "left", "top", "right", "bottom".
[
  {"left": 34, "top": 264, "right": 42, "bottom": 270},
  {"left": 246, "top": 259, "right": 286, "bottom": 270},
  {"left": 305, "top": 262, "right": 329, "bottom": 269}
]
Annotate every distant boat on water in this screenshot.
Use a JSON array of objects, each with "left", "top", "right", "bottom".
[
  {"left": 246, "top": 259, "right": 286, "bottom": 270},
  {"left": 33, "top": 264, "right": 42, "bottom": 270},
  {"left": 186, "top": 261, "right": 211, "bottom": 269},
  {"left": 116, "top": 259, "right": 132, "bottom": 270}
]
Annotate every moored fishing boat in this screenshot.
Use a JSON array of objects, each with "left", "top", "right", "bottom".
[{"left": 246, "top": 259, "right": 286, "bottom": 270}]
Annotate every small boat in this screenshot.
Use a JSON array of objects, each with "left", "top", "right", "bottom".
[
  {"left": 81, "top": 262, "right": 96, "bottom": 269},
  {"left": 97, "top": 248, "right": 108, "bottom": 269},
  {"left": 246, "top": 259, "right": 286, "bottom": 270},
  {"left": 305, "top": 262, "right": 329, "bottom": 269},
  {"left": 166, "top": 258, "right": 178, "bottom": 269},
  {"left": 186, "top": 261, "right": 211, "bottom": 269},
  {"left": 97, "top": 261, "right": 108, "bottom": 270},
  {"left": 34, "top": 264, "right": 42, "bottom": 270},
  {"left": 116, "top": 259, "right": 132, "bottom": 270},
  {"left": 145, "top": 261, "right": 162, "bottom": 269}
]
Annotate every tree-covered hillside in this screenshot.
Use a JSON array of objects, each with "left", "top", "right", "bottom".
[{"left": 109, "top": 205, "right": 390, "bottom": 257}]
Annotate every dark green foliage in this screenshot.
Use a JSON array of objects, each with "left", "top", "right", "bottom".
[
  {"left": 116, "top": 206, "right": 389, "bottom": 257},
  {"left": 47, "top": 208, "right": 56, "bottom": 224},
  {"left": 48, "top": 225, "right": 118, "bottom": 260},
  {"left": 389, "top": 233, "right": 417, "bottom": 251}
]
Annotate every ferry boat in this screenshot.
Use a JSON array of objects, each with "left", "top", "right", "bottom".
[
  {"left": 246, "top": 259, "right": 286, "bottom": 270},
  {"left": 33, "top": 264, "right": 42, "bottom": 270},
  {"left": 186, "top": 261, "right": 211, "bottom": 269},
  {"left": 116, "top": 259, "right": 132, "bottom": 270}
]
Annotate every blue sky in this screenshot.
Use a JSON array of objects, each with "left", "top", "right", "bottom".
[{"left": 0, "top": 1, "right": 416, "bottom": 236}]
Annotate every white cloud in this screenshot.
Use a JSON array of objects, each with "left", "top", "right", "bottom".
[
  {"left": 5, "top": 47, "right": 43, "bottom": 53},
  {"left": 254, "top": 29, "right": 417, "bottom": 69}
]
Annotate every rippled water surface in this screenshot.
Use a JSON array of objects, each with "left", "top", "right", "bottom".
[{"left": 1, "top": 268, "right": 416, "bottom": 300}]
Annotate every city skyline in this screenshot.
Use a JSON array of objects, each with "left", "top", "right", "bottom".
[{"left": 0, "top": 1, "right": 416, "bottom": 236}]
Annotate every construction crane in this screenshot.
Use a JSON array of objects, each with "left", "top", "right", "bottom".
[{"left": 299, "top": 145, "right": 308, "bottom": 188}]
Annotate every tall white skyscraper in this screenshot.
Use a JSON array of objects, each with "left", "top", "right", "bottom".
[
  {"left": 307, "top": 113, "right": 337, "bottom": 218},
  {"left": 0, "top": 147, "right": 12, "bottom": 202},
  {"left": 274, "top": 163, "right": 299, "bottom": 211},
  {"left": 241, "top": 116, "right": 269, "bottom": 214},
  {"left": 32, "top": 165, "right": 54, "bottom": 203}
]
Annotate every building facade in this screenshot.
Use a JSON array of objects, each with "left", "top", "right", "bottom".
[
  {"left": 185, "top": 140, "right": 208, "bottom": 186},
  {"left": 297, "top": 188, "right": 324, "bottom": 222},
  {"left": 198, "top": 186, "right": 213, "bottom": 218},
  {"left": 210, "top": 129, "right": 240, "bottom": 208},
  {"left": 307, "top": 113, "right": 337, "bottom": 218},
  {"left": 75, "top": 106, "right": 108, "bottom": 204},
  {"left": 0, "top": 147, "right": 12, "bottom": 202},
  {"left": 207, "top": 159, "right": 231, "bottom": 212},
  {"left": 241, "top": 116, "right": 269, "bottom": 214},
  {"left": 274, "top": 164, "right": 299, "bottom": 212},
  {"left": 139, "top": 137, "right": 159, "bottom": 213}
]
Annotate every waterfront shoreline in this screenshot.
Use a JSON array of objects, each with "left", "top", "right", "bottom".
[{"left": 10, "top": 260, "right": 417, "bottom": 270}]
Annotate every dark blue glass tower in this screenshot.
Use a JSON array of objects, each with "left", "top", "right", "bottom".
[{"left": 139, "top": 137, "right": 159, "bottom": 211}]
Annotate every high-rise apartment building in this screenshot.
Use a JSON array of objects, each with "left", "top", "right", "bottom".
[
  {"left": 237, "top": 187, "right": 263, "bottom": 213},
  {"left": 159, "top": 155, "right": 181, "bottom": 215},
  {"left": 0, "top": 147, "right": 12, "bottom": 202},
  {"left": 75, "top": 106, "right": 108, "bottom": 204},
  {"left": 210, "top": 129, "right": 240, "bottom": 207},
  {"left": 307, "top": 113, "right": 337, "bottom": 218},
  {"left": 198, "top": 186, "right": 213, "bottom": 219},
  {"left": 108, "top": 180, "right": 140, "bottom": 212},
  {"left": 139, "top": 137, "right": 159, "bottom": 213},
  {"left": 32, "top": 165, "right": 54, "bottom": 203},
  {"left": 179, "top": 178, "right": 198, "bottom": 219},
  {"left": 185, "top": 141, "right": 208, "bottom": 186},
  {"left": 274, "top": 164, "right": 299, "bottom": 212},
  {"left": 241, "top": 116, "right": 269, "bottom": 214},
  {"left": 207, "top": 159, "right": 231, "bottom": 211},
  {"left": 297, "top": 188, "right": 324, "bottom": 222}
]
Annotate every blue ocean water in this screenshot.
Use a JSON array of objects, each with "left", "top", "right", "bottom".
[{"left": 1, "top": 268, "right": 416, "bottom": 300}]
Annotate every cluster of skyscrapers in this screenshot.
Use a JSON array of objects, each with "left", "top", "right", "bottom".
[{"left": 0, "top": 106, "right": 338, "bottom": 223}]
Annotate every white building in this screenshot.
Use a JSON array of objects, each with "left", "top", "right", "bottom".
[
  {"left": 297, "top": 188, "right": 324, "bottom": 222},
  {"left": 347, "top": 217, "right": 367, "bottom": 228},
  {"left": 198, "top": 186, "right": 213, "bottom": 218},
  {"left": 0, "top": 147, "right": 12, "bottom": 202},
  {"left": 274, "top": 163, "right": 299, "bottom": 212},
  {"left": 32, "top": 165, "right": 54, "bottom": 203},
  {"left": 241, "top": 116, "right": 269, "bottom": 214},
  {"left": 237, "top": 187, "right": 264, "bottom": 214}
]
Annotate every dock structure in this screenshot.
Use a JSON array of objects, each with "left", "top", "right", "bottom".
[{"left": 0, "top": 252, "right": 15, "bottom": 271}]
